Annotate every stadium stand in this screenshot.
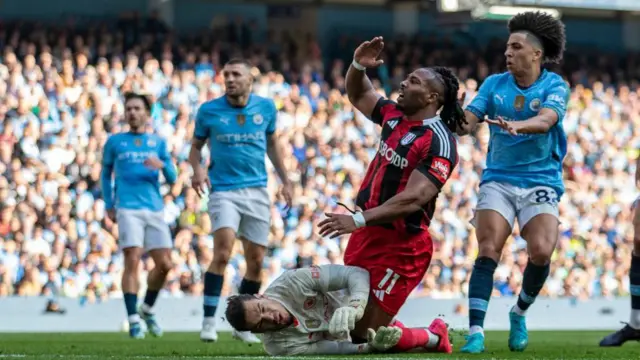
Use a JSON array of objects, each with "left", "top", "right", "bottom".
[{"left": 0, "top": 16, "right": 638, "bottom": 304}]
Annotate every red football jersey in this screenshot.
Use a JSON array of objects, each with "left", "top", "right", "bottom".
[{"left": 355, "top": 98, "right": 459, "bottom": 234}]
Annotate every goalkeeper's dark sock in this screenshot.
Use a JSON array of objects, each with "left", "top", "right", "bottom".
[
  {"left": 203, "top": 272, "right": 223, "bottom": 320},
  {"left": 630, "top": 253, "right": 640, "bottom": 329},
  {"left": 513, "top": 259, "right": 550, "bottom": 315},
  {"left": 468, "top": 257, "right": 498, "bottom": 335}
]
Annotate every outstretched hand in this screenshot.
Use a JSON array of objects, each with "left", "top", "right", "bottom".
[
  {"left": 486, "top": 116, "right": 518, "bottom": 136},
  {"left": 353, "top": 37, "right": 385, "bottom": 68}
]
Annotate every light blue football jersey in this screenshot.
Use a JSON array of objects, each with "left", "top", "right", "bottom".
[
  {"left": 101, "top": 132, "right": 177, "bottom": 212},
  {"left": 194, "top": 94, "right": 277, "bottom": 191},
  {"left": 466, "top": 70, "right": 570, "bottom": 197}
]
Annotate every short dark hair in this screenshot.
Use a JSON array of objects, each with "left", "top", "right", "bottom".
[
  {"left": 124, "top": 92, "right": 152, "bottom": 112},
  {"left": 225, "top": 58, "right": 252, "bottom": 68},
  {"left": 431, "top": 66, "right": 466, "bottom": 133},
  {"left": 508, "top": 11, "right": 566, "bottom": 64},
  {"left": 225, "top": 294, "right": 256, "bottom": 332}
]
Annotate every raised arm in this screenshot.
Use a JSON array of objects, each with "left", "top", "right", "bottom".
[{"left": 346, "top": 37, "right": 386, "bottom": 122}]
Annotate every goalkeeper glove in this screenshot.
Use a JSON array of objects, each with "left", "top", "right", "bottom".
[
  {"left": 367, "top": 326, "right": 402, "bottom": 352},
  {"left": 328, "top": 298, "right": 365, "bottom": 337}
]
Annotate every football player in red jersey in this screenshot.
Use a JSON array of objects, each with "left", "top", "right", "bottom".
[{"left": 318, "top": 36, "right": 467, "bottom": 354}]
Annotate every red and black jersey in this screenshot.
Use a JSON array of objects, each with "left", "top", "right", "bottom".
[{"left": 356, "top": 98, "right": 459, "bottom": 234}]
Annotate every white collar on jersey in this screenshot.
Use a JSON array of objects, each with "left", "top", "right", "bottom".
[{"left": 422, "top": 115, "right": 441, "bottom": 126}]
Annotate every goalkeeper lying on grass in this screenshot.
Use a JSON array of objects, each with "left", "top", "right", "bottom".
[{"left": 224, "top": 265, "right": 451, "bottom": 356}]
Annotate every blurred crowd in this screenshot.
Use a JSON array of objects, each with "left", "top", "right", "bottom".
[{"left": 0, "top": 16, "right": 639, "bottom": 304}]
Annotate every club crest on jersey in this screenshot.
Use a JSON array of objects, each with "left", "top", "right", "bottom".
[
  {"left": 514, "top": 95, "right": 525, "bottom": 111},
  {"left": 529, "top": 98, "right": 541, "bottom": 112},
  {"left": 305, "top": 319, "right": 321, "bottom": 329},
  {"left": 310, "top": 266, "right": 321, "bottom": 279},
  {"left": 303, "top": 297, "right": 316, "bottom": 309},
  {"left": 236, "top": 114, "right": 246, "bottom": 126},
  {"left": 134, "top": 139, "right": 142, "bottom": 147},
  {"left": 400, "top": 132, "right": 417, "bottom": 146},
  {"left": 253, "top": 114, "right": 264, "bottom": 125}
]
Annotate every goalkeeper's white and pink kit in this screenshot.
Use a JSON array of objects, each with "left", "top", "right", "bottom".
[{"left": 261, "top": 265, "right": 370, "bottom": 356}]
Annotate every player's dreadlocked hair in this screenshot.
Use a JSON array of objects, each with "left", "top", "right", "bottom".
[
  {"left": 431, "top": 66, "right": 466, "bottom": 133},
  {"left": 225, "top": 294, "right": 256, "bottom": 332},
  {"left": 508, "top": 11, "right": 566, "bottom": 64}
]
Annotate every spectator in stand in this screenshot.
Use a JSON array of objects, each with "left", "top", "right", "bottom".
[{"left": 0, "top": 18, "right": 638, "bottom": 307}]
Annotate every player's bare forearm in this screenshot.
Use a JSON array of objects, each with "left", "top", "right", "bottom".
[
  {"left": 346, "top": 65, "right": 380, "bottom": 118},
  {"left": 515, "top": 109, "right": 559, "bottom": 134},
  {"left": 456, "top": 110, "right": 481, "bottom": 136},
  {"left": 267, "top": 133, "right": 290, "bottom": 186},
  {"left": 363, "top": 173, "right": 438, "bottom": 226},
  {"left": 188, "top": 138, "right": 206, "bottom": 171}
]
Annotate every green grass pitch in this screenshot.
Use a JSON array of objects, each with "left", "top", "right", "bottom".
[{"left": 0, "top": 331, "right": 638, "bottom": 359}]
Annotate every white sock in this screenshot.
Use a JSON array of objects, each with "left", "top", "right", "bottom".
[
  {"left": 630, "top": 309, "right": 640, "bottom": 329},
  {"left": 511, "top": 304, "right": 527, "bottom": 316},
  {"left": 425, "top": 329, "right": 440, "bottom": 348},
  {"left": 128, "top": 314, "right": 140, "bottom": 324},
  {"left": 140, "top": 303, "right": 153, "bottom": 314},
  {"left": 469, "top": 325, "right": 484, "bottom": 336},
  {"left": 203, "top": 317, "right": 216, "bottom": 326}
]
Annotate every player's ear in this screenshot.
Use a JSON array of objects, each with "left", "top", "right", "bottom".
[
  {"left": 533, "top": 48, "right": 543, "bottom": 62},
  {"left": 427, "top": 91, "right": 439, "bottom": 105}
]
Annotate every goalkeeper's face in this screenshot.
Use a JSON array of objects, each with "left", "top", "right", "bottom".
[{"left": 243, "top": 296, "right": 294, "bottom": 333}]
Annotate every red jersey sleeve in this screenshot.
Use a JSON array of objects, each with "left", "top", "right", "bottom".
[
  {"left": 370, "top": 98, "right": 401, "bottom": 126},
  {"left": 416, "top": 126, "right": 459, "bottom": 189}
]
